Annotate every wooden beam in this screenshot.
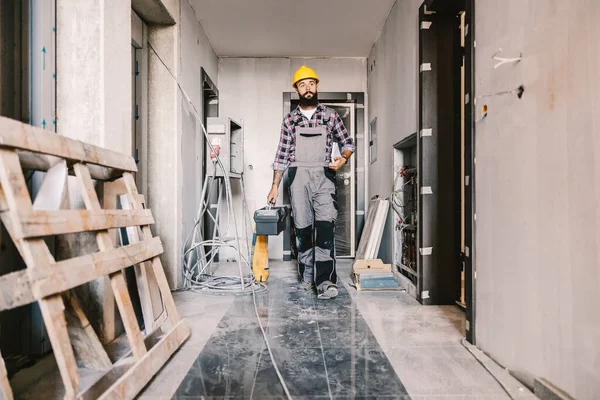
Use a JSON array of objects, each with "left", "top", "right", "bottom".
[
  {"left": 16, "top": 151, "right": 122, "bottom": 181},
  {"left": 0, "top": 116, "right": 137, "bottom": 173},
  {"left": 34, "top": 237, "right": 164, "bottom": 300},
  {"left": 120, "top": 194, "right": 165, "bottom": 332},
  {"left": 79, "top": 321, "right": 190, "bottom": 400},
  {"left": 0, "top": 237, "right": 163, "bottom": 312},
  {"left": 38, "top": 295, "right": 80, "bottom": 399},
  {"left": 16, "top": 209, "right": 155, "bottom": 239},
  {"left": 63, "top": 292, "right": 113, "bottom": 371},
  {"left": 74, "top": 164, "right": 147, "bottom": 361},
  {"left": 122, "top": 173, "right": 180, "bottom": 325},
  {"left": 0, "top": 269, "right": 34, "bottom": 312}
]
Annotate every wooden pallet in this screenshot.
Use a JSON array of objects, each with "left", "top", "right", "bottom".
[{"left": 0, "top": 116, "right": 189, "bottom": 400}]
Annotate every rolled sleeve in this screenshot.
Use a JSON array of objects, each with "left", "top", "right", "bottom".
[
  {"left": 331, "top": 111, "right": 356, "bottom": 153},
  {"left": 272, "top": 120, "right": 293, "bottom": 170}
]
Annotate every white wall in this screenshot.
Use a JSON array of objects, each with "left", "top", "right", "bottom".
[
  {"left": 474, "top": 0, "right": 600, "bottom": 398},
  {"left": 367, "top": 0, "right": 422, "bottom": 264},
  {"left": 144, "top": 0, "right": 218, "bottom": 288},
  {"left": 218, "top": 57, "right": 367, "bottom": 260},
  {"left": 178, "top": 0, "right": 218, "bottom": 286}
]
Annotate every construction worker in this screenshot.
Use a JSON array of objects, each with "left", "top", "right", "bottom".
[{"left": 267, "top": 66, "right": 355, "bottom": 299}]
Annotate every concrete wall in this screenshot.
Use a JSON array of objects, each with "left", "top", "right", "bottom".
[
  {"left": 218, "top": 57, "right": 367, "bottom": 260},
  {"left": 367, "top": 0, "right": 422, "bottom": 264},
  {"left": 474, "top": 1, "right": 600, "bottom": 398},
  {"left": 178, "top": 0, "right": 218, "bottom": 286},
  {"left": 146, "top": 0, "right": 218, "bottom": 289},
  {"left": 371, "top": 0, "right": 600, "bottom": 397},
  {"left": 57, "top": 0, "right": 132, "bottom": 343}
]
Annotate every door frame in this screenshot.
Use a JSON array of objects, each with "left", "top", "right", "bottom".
[
  {"left": 322, "top": 102, "right": 356, "bottom": 258},
  {"left": 131, "top": 10, "right": 148, "bottom": 196},
  {"left": 282, "top": 92, "right": 366, "bottom": 261},
  {"left": 463, "top": 0, "right": 476, "bottom": 345}
]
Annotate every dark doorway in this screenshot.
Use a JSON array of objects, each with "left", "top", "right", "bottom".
[
  {"left": 418, "top": 0, "right": 476, "bottom": 343},
  {"left": 201, "top": 68, "right": 220, "bottom": 261},
  {"left": 282, "top": 92, "right": 366, "bottom": 263}
]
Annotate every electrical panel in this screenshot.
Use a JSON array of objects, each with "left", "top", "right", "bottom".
[
  {"left": 393, "top": 134, "right": 418, "bottom": 295},
  {"left": 205, "top": 117, "right": 244, "bottom": 179}
]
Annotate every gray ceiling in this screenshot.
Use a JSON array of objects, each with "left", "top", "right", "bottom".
[{"left": 189, "top": 0, "right": 397, "bottom": 57}]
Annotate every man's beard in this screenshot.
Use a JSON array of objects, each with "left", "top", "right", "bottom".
[{"left": 299, "top": 91, "right": 319, "bottom": 107}]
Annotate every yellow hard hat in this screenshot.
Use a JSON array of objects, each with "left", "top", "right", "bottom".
[{"left": 292, "top": 65, "right": 320, "bottom": 88}]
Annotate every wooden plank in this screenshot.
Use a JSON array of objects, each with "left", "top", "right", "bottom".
[
  {"left": 63, "top": 292, "right": 113, "bottom": 371},
  {"left": 0, "top": 269, "right": 34, "bottom": 312},
  {"left": 0, "top": 237, "right": 163, "bottom": 311},
  {"left": 33, "top": 165, "right": 111, "bottom": 372},
  {"left": 17, "top": 209, "right": 154, "bottom": 239},
  {"left": 33, "top": 237, "right": 164, "bottom": 300},
  {"left": 0, "top": 116, "right": 137, "bottom": 173},
  {"left": 0, "top": 149, "right": 33, "bottom": 241},
  {"left": 63, "top": 291, "right": 112, "bottom": 370},
  {"left": 122, "top": 173, "right": 180, "bottom": 325},
  {"left": 76, "top": 326, "right": 167, "bottom": 400},
  {"left": 120, "top": 194, "right": 165, "bottom": 332},
  {"left": 356, "top": 198, "right": 379, "bottom": 260},
  {"left": 38, "top": 295, "right": 80, "bottom": 399},
  {"left": 74, "top": 164, "right": 147, "bottom": 361},
  {"left": 89, "top": 321, "right": 190, "bottom": 400},
  {"left": 16, "top": 151, "right": 122, "bottom": 181},
  {"left": 0, "top": 350, "right": 13, "bottom": 400}
]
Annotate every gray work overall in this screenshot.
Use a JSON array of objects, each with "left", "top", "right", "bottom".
[{"left": 288, "top": 116, "right": 338, "bottom": 290}]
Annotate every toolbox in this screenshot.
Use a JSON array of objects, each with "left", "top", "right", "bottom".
[{"left": 253, "top": 206, "right": 288, "bottom": 236}]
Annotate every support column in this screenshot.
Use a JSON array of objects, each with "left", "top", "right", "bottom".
[
  {"left": 56, "top": 0, "right": 131, "bottom": 343},
  {"left": 147, "top": 24, "right": 181, "bottom": 289}
]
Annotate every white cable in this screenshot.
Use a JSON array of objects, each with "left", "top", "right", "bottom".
[{"left": 148, "top": 42, "right": 293, "bottom": 399}]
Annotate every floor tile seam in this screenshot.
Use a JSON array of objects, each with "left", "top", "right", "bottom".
[
  {"left": 249, "top": 340, "right": 268, "bottom": 400},
  {"left": 315, "top": 318, "right": 334, "bottom": 400}
]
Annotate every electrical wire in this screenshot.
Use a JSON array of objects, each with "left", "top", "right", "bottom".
[{"left": 147, "top": 41, "right": 293, "bottom": 399}]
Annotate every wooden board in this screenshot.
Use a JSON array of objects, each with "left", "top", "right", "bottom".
[
  {"left": 356, "top": 198, "right": 390, "bottom": 260},
  {"left": 0, "top": 237, "right": 163, "bottom": 312},
  {"left": 17, "top": 209, "right": 154, "bottom": 239},
  {"left": 0, "top": 116, "right": 137, "bottom": 173}
]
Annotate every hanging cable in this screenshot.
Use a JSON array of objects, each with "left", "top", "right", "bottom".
[{"left": 147, "top": 42, "right": 293, "bottom": 399}]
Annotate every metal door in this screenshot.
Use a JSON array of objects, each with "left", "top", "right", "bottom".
[{"left": 323, "top": 103, "right": 356, "bottom": 258}]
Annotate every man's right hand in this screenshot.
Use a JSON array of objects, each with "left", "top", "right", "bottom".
[{"left": 267, "top": 186, "right": 278, "bottom": 205}]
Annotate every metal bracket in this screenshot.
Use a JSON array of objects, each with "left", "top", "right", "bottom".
[{"left": 420, "top": 247, "right": 433, "bottom": 256}]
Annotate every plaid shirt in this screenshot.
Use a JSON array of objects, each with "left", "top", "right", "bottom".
[{"left": 272, "top": 104, "right": 356, "bottom": 171}]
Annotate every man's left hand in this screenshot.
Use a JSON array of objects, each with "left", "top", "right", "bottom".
[{"left": 328, "top": 156, "right": 347, "bottom": 172}]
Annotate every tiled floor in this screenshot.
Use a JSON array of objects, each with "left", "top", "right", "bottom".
[
  {"left": 138, "top": 261, "right": 525, "bottom": 399},
  {"left": 7, "top": 260, "right": 534, "bottom": 399}
]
